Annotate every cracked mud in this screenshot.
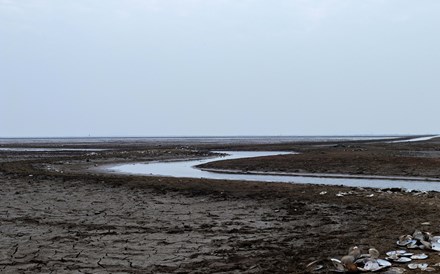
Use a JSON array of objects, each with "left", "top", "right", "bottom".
[{"left": 1, "top": 138, "right": 440, "bottom": 273}]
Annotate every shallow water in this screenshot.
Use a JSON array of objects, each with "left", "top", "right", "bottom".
[
  {"left": 107, "top": 151, "right": 440, "bottom": 192},
  {"left": 390, "top": 135, "right": 440, "bottom": 143},
  {"left": 0, "top": 148, "right": 105, "bottom": 152}
]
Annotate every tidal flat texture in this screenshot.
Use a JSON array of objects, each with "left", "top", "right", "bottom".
[{"left": 1, "top": 138, "right": 440, "bottom": 273}]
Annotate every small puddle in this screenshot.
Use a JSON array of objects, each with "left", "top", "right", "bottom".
[{"left": 106, "top": 151, "right": 440, "bottom": 192}]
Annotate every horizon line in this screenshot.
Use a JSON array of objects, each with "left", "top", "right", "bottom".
[{"left": 0, "top": 134, "right": 433, "bottom": 139}]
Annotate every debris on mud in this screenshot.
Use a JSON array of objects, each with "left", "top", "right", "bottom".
[
  {"left": 308, "top": 229, "right": 440, "bottom": 273},
  {"left": 306, "top": 246, "right": 391, "bottom": 273},
  {"left": 397, "top": 229, "right": 440, "bottom": 251}
]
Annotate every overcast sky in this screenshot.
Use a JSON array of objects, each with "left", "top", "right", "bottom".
[{"left": 1, "top": 0, "right": 439, "bottom": 137}]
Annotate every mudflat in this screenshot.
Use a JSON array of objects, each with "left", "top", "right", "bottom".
[{"left": 1, "top": 137, "right": 440, "bottom": 273}]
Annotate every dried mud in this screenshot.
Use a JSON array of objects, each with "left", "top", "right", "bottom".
[{"left": 1, "top": 138, "right": 440, "bottom": 273}]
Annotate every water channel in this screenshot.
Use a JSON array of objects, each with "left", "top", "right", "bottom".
[{"left": 107, "top": 151, "right": 440, "bottom": 192}]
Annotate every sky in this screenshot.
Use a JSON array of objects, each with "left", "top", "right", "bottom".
[{"left": 1, "top": 0, "right": 439, "bottom": 137}]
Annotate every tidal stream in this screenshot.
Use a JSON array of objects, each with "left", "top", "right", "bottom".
[{"left": 107, "top": 151, "right": 440, "bottom": 192}]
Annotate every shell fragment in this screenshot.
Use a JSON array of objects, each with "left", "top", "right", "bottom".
[
  {"left": 431, "top": 242, "right": 440, "bottom": 251},
  {"left": 394, "top": 257, "right": 412, "bottom": 263},
  {"left": 410, "top": 253, "right": 428, "bottom": 260}
]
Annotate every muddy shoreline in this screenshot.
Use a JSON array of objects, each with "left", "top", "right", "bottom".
[{"left": 1, "top": 137, "right": 440, "bottom": 273}]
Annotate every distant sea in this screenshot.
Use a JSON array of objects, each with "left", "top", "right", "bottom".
[{"left": 0, "top": 136, "right": 400, "bottom": 145}]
